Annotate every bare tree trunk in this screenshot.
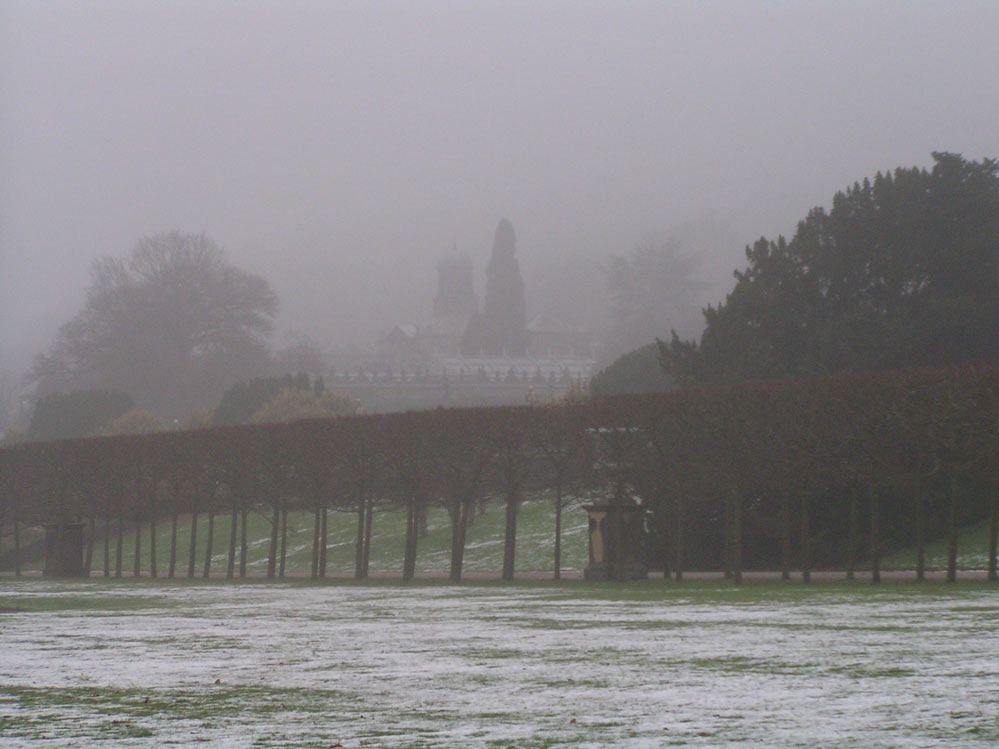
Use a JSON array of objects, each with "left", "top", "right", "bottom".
[
  {"left": 203, "top": 511, "right": 215, "bottom": 579},
  {"left": 319, "top": 506, "right": 328, "bottom": 578},
  {"left": 84, "top": 518, "right": 95, "bottom": 577},
  {"left": 279, "top": 506, "right": 288, "bottom": 579},
  {"left": 988, "top": 480, "right": 998, "bottom": 583},
  {"left": 915, "top": 479, "right": 926, "bottom": 583},
  {"left": 267, "top": 502, "right": 280, "bottom": 580},
  {"left": 403, "top": 498, "right": 418, "bottom": 582},
  {"left": 354, "top": 497, "right": 366, "bottom": 579},
  {"left": 553, "top": 483, "right": 563, "bottom": 580},
  {"left": 362, "top": 503, "right": 373, "bottom": 578},
  {"left": 168, "top": 514, "right": 178, "bottom": 579},
  {"left": 946, "top": 474, "right": 959, "bottom": 583},
  {"left": 149, "top": 515, "right": 157, "bottom": 578},
  {"left": 615, "top": 493, "right": 625, "bottom": 581},
  {"left": 310, "top": 505, "right": 321, "bottom": 579},
  {"left": 502, "top": 491, "right": 518, "bottom": 581},
  {"left": 732, "top": 493, "right": 743, "bottom": 586},
  {"left": 780, "top": 490, "right": 791, "bottom": 581},
  {"left": 239, "top": 507, "right": 249, "bottom": 578},
  {"left": 114, "top": 515, "right": 124, "bottom": 578},
  {"left": 847, "top": 485, "right": 858, "bottom": 581},
  {"left": 659, "top": 492, "right": 672, "bottom": 581},
  {"left": 869, "top": 479, "right": 881, "bottom": 584},
  {"left": 133, "top": 519, "right": 142, "bottom": 577},
  {"left": 187, "top": 509, "right": 199, "bottom": 578},
  {"left": 800, "top": 492, "right": 811, "bottom": 584},
  {"left": 103, "top": 516, "right": 110, "bottom": 577},
  {"left": 722, "top": 494, "right": 732, "bottom": 581},
  {"left": 14, "top": 516, "right": 21, "bottom": 577},
  {"left": 449, "top": 500, "right": 470, "bottom": 582},
  {"left": 226, "top": 506, "right": 238, "bottom": 579},
  {"left": 674, "top": 492, "right": 685, "bottom": 583}
]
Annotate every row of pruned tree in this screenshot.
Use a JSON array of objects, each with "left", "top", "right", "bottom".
[
  {"left": 1, "top": 363, "right": 996, "bottom": 581},
  {"left": 593, "top": 364, "right": 997, "bottom": 582},
  {"left": 0, "top": 406, "right": 594, "bottom": 581}
]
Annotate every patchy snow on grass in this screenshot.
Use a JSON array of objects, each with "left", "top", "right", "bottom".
[{"left": 1, "top": 580, "right": 997, "bottom": 747}]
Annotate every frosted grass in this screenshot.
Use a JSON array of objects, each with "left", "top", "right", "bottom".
[{"left": 1, "top": 580, "right": 997, "bottom": 747}]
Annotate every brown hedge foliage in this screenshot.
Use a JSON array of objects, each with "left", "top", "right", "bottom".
[{"left": 2, "top": 363, "right": 996, "bottom": 574}]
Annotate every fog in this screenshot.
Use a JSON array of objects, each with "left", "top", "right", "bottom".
[{"left": 2, "top": 0, "right": 997, "bottom": 381}]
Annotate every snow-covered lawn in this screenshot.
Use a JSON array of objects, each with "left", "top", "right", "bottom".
[{"left": 1, "top": 580, "right": 997, "bottom": 747}]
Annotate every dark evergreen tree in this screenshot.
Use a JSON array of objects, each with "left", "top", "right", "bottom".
[
  {"left": 461, "top": 220, "right": 529, "bottom": 355},
  {"left": 661, "top": 153, "right": 999, "bottom": 385},
  {"left": 591, "top": 343, "right": 672, "bottom": 395},
  {"left": 212, "top": 373, "right": 316, "bottom": 425}
]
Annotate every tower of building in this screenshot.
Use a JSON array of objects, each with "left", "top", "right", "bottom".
[{"left": 433, "top": 246, "right": 477, "bottom": 322}]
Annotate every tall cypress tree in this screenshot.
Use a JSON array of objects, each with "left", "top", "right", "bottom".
[{"left": 461, "top": 219, "right": 529, "bottom": 355}]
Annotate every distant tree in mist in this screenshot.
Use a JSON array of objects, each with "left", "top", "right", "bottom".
[
  {"left": 31, "top": 231, "right": 278, "bottom": 419},
  {"left": 591, "top": 343, "right": 671, "bottom": 395},
  {"left": 600, "top": 239, "right": 705, "bottom": 364},
  {"left": 661, "top": 152, "right": 999, "bottom": 385},
  {"left": 461, "top": 219, "right": 529, "bottom": 356},
  {"left": 272, "top": 336, "right": 327, "bottom": 376},
  {"left": 249, "top": 386, "right": 359, "bottom": 424},
  {"left": 98, "top": 408, "right": 163, "bottom": 436},
  {"left": 26, "top": 389, "right": 135, "bottom": 440},
  {"left": 213, "top": 373, "right": 318, "bottom": 426},
  {"left": 0, "top": 368, "right": 21, "bottom": 432}
]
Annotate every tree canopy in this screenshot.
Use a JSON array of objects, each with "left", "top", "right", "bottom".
[
  {"left": 32, "top": 232, "right": 278, "bottom": 419},
  {"left": 661, "top": 153, "right": 999, "bottom": 385},
  {"left": 590, "top": 343, "right": 671, "bottom": 395},
  {"left": 98, "top": 408, "right": 163, "bottom": 436},
  {"left": 212, "top": 373, "right": 358, "bottom": 425},
  {"left": 26, "top": 389, "right": 135, "bottom": 441},
  {"left": 250, "top": 386, "right": 359, "bottom": 424},
  {"left": 601, "top": 238, "right": 704, "bottom": 365}
]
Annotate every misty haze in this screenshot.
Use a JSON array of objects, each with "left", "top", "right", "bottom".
[
  {"left": 3, "top": 1, "right": 996, "bottom": 426},
  {"left": 3, "top": 6, "right": 999, "bottom": 747}
]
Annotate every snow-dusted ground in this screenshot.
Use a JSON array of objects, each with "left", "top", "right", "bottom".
[{"left": 1, "top": 581, "right": 997, "bottom": 747}]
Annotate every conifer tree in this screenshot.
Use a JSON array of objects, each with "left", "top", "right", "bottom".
[{"left": 461, "top": 219, "right": 529, "bottom": 355}]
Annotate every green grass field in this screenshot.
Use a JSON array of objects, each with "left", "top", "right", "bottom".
[
  {"left": 879, "top": 518, "right": 996, "bottom": 571},
  {"left": 4, "top": 493, "right": 594, "bottom": 578},
  {"left": 2, "top": 579, "right": 998, "bottom": 747},
  {"left": 3, "top": 489, "right": 994, "bottom": 578}
]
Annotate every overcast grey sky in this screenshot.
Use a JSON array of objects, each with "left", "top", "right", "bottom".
[{"left": 2, "top": 0, "right": 997, "bottom": 374}]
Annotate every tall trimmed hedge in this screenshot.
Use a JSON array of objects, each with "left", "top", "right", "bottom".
[{"left": 2, "top": 363, "right": 996, "bottom": 579}]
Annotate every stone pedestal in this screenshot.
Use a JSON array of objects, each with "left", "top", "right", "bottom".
[
  {"left": 583, "top": 502, "right": 647, "bottom": 581},
  {"left": 43, "top": 523, "right": 86, "bottom": 578}
]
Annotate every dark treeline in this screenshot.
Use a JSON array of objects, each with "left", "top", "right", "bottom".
[{"left": 1, "top": 363, "right": 997, "bottom": 582}]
